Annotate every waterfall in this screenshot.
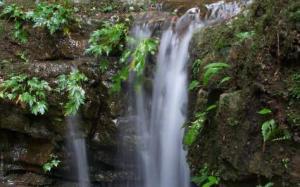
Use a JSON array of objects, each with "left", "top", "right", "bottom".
[
  {"left": 123, "top": 1, "right": 252, "bottom": 187},
  {"left": 67, "top": 116, "right": 90, "bottom": 187}
]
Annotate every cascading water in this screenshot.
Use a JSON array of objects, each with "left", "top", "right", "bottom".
[
  {"left": 128, "top": 8, "right": 202, "bottom": 187},
  {"left": 144, "top": 8, "right": 203, "bottom": 187},
  {"left": 67, "top": 116, "right": 90, "bottom": 187},
  {"left": 124, "top": 1, "right": 252, "bottom": 187}
]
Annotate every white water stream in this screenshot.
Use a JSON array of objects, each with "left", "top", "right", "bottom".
[
  {"left": 129, "top": 1, "right": 252, "bottom": 187},
  {"left": 67, "top": 116, "right": 90, "bottom": 187}
]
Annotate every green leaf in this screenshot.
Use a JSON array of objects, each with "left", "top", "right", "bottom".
[
  {"left": 261, "top": 119, "right": 276, "bottom": 142},
  {"left": 43, "top": 163, "right": 52, "bottom": 172},
  {"left": 203, "top": 176, "right": 219, "bottom": 187},
  {"left": 258, "top": 108, "right": 272, "bottom": 115},
  {"left": 184, "top": 112, "right": 205, "bottom": 146},
  {"left": 206, "top": 104, "right": 217, "bottom": 112},
  {"left": 57, "top": 70, "right": 87, "bottom": 116},
  {"left": 219, "top": 76, "right": 231, "bottom": 85}
]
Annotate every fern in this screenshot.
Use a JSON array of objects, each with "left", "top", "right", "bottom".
[
  {"left": 184, "top": 112, "right": 206, "bottom": 146},
  {"left": 86, "top": 22, "right": 127, "bottom": 57},
  {"left": 192, "top": 59, "right": 203, "bottom": 77},
  {"left": 26, "top": 2, "right": 74, "bottom": 35},
  {"left": 42, "top": 154, "right": 61, "bottom": 173},
  {"left": 110, "top": 38, "right": 158, "bottom": 93},
  {"left": 57, "top": 69, "right": 88, "bottom": 116},
  {"left": 203, "top": 62, "right": 230, "bottom": 86},
  {"left": 184, "top": 105, "right": 217, "bottom": 146},
  {"left": 0, "top": 4, "right": 28, "bottom": 43},
  {"left": 0, "top": 75, "right": 51, "bottom": 115},
  {"left": 129, "top": 38, "right": 158, "bottom": 76}
]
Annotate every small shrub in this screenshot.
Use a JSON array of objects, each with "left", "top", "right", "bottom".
[
  {"left": 86, "top": 22, "right": 127, "bottom": 57},
  {"left": 43, "top": 154, "right": 61, "bottom": 173},
  {"left": 258, "top": 108, "right": 291, "bottom": 151},
  {"left": 128, "top": 38, "right": 158, "bottom": 76},
  {"left": 110, "top": 38, "right": 158, "bottom": 93},
  {"left": 0, "top": 75, "right": 51, "bottom": 115},
  {"left": 57, "top": 69, "right": 88, "bottom": 116},
  {"left": 26, "top": 2, "right": 74, "bottom": 35},
  {"left": 0, "top": 4, "right": 28, "bottom": 43}
]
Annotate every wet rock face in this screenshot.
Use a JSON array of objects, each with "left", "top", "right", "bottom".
[
  {"left": 187, "top": 0, "right": 300, "bottom": 186},
  {"left": 0, "top": 6, "right": 126, "bottom": 186},
  {"left": 0, "top": 58, "right": 122, "bottom": 186}
]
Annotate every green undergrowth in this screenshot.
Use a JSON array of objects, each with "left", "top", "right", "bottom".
[
  {"left": 0, "top": 69, "right": 88, "bottom": 116},
  {"left": 57, "top": 69, "right": 88, "bottom": 116},
  {"left": 0, "top": 75, "right": 51, "bottom": 115},
  {"left": 86, "top": 19, "right": 159, "bottom": 93},
  {"left": 0, "top": 1, "right": 76, "bottom": 43}
]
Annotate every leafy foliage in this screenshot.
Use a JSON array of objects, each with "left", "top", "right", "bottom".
[
  {"left": 184, "top": 112, "right": 206, "bottom": 146},
  {"left": 0, "top": 4, "right": 28, "bottom": 43},
  {"left": 26, "top": 2, "right": 74, "bottom": 35},
  {"left": 110, "top": 66, "right": 130, "bottom": 93},
  {"left": 86, "top": 22, "right": 127, "bottom": 57},
  {"left": 57, "top": 69, "right": 88, "bottom": 116},
  {"left": 43, "top": 154, "right": 61, "bottom": 173},
  {"left": 192, "top": 164, "right": 220, "bottom": 187},
  {"left": 258, "top": 109, "right": 291, "bottom": 151},
  {"left": 261, "top": 119, "right": 277, "bottom": 142},
  {"left": 128, "top": 38, "right": 158, "bottom": 76},
  {"left": 1, "top": 4, "right": 26, "bottom": 20},
  {"left": 203, "top": 62, "right": 230, "bottom": 86},
  {"left": 0, "top": 75, "right": 51, "bottom": 115},
  {"left": 111, "top": 38, "right": 158, "bottom": 93},
  {"left": 184, "top": 105, "right": 217, "bottom": 146},
  {"left": 192, "top": 59, "right": 203, "bottom": 77},
  {"left": 189, "top": 59, "right": 203, "bottom": 91}
]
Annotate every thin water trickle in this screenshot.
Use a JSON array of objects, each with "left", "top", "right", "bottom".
[{"left": 67, "top": 116, "right": 90, "bottom": 187}]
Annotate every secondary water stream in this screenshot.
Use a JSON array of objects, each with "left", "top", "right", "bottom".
[{"left": 67, "top": 116, "right": 90, "bottom": 187}]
